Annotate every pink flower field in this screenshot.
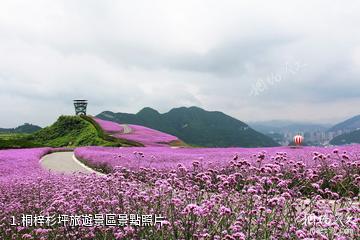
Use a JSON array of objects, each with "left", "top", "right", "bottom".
[
  {"left": 1, "top": 145, "right": 359, "bottom": 239},
  {"left": 74, "top": 145, "right": 360, "bottom": 172},
  {"left": 0, "top": 148, "right": 52, "bottom": 180}
]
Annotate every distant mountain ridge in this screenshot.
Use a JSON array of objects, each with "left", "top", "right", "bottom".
[
  {"left": 0, "top": 123, "right": 41, "bottom": 134},
  {"left": 97, "top": 106, "right": 280, "bottom": 147},
  {"left": 249, "top": 120, "right": 330, "bottom": 134},
  {"left": 328, "top": 115, "right": 360, "bottom": 132}
]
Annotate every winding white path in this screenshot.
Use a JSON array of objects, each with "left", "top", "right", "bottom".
[
  {"left": 40, "top": 152, "right": 105, "bottom": 176},
  {"left": 120, "top": 124, "right": 132, "bottom": 134}
]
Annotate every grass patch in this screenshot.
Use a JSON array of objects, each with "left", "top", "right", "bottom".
[
  {"left": 0, "top": 115, "right": 142, "bottom": 149},
  {"left": 0, "top": 133, "right": 29, "bottom": 140}
]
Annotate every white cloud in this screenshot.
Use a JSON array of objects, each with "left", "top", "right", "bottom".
[{"left": 0, "top": 0, "right": 360, "bottom": 127}]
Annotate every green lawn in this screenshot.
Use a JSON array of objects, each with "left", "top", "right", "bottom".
[{"left": 0, "top": 133, "right": 29, "bottom": 140}]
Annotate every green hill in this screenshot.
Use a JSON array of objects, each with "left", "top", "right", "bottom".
[
  {"left": 330, "top": 129, "right": 360, "bottom": 145},
  {"left": 0, "top": 116, "right": 142, "bottom": 149},
  {"left": 0, "top": 123, "right": 41, "bottom": 134},
  {"left": 97, "top": 106, "right": 280, "bottom": 147}
]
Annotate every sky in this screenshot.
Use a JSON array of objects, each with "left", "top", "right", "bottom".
[{"left": 1, "top": 0, "right": 360, "bottom": 127}]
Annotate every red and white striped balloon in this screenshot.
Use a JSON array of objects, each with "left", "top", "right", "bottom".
[{"left": 293, "top": 135, "right": 304, "bottom": 146}]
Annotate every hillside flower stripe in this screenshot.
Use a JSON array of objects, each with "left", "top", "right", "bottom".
[
  {"left": 93, "top": 118, "right": 179, "bottom": 146},
  {"left": 113, "top": 124, "right": 179, "bottom": 146},
  {"left": 93, "top": 118, "right": 124, "bottom": 133}
]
